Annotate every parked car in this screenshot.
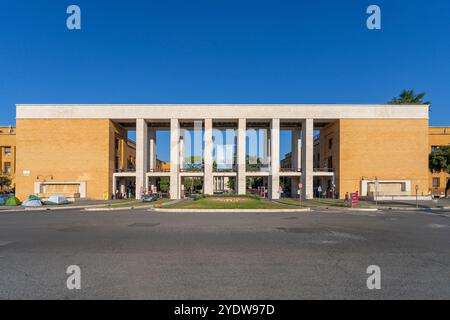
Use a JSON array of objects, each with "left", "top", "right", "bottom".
[{"left": 142, "top": 194, "right": 159, "bottom": 202}]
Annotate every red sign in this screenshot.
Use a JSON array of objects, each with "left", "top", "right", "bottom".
[{"left": 351, "top": 193, "right": 359, "bottom": 207}]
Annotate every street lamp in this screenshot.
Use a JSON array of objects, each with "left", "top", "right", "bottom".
[
  {"left": 415, "top": 185, "right": 419, "bottom": 209},
  {"left": 373, "top": 177, "right": 379, "bottom": 209},
  {"left": 36, "top": 175, "right": 53, "bottom": 182}
]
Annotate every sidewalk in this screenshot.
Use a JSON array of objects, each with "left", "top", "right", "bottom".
[
  {"left": 276, "top": 197, "right": 450, "bottom": 212},
  {"left": 2, "top": 198, "right": 449, "bottom": 213},
  {"left": 361, "top": 198, "right": 450, "bottom": 210},
  {"left": 0, "top": 199, "right": 148, "bottom": 212}
]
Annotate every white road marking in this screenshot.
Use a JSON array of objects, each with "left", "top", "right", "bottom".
[{"left": 427, "top": 224, "right": 449, "bottom": 229}]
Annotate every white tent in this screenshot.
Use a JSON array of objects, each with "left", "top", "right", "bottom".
[
  {"left": 21, "top": 199, "right": 43, "bottom": 207},
  {"left": 47, "top": 195, "right": 70, "bottom": 205}
]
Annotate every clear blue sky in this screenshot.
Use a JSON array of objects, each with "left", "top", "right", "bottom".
[{"left": 1, "top": 1, "right": 449, "bottom": 161}]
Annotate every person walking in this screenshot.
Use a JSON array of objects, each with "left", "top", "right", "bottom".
[{"left": 446, "top": 178, "right": 450, "bottom": 198}]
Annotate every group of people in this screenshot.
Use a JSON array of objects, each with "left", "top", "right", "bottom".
[
  {"left": 112, "top": 189, "right": 134, "bottom": 200},
  {"left": 315, "top": 185, "right": 338, "bottom": 199}
]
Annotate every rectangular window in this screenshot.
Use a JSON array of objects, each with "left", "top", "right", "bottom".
[
  {"left": 114, "top": 138, "right": 120, "bottom": 171},
  {"left": 5, "top": 147, "right": 11, "bottom": 157},
  {"left": 432, "top": 178, "right": 440, "bottom": 188},
  {"left": 327, "top": 156, "right": 333, "bottom": 169},
  {"left": 328, "top": 138, "right": 333, "bottom": 149},
  {"left": 4, "top": 162, "right": 11, "bottom": 174}
]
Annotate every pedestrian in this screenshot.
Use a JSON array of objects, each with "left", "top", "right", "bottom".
[{"left": 446, "top": 179, "right": 450, "bottom": 198}]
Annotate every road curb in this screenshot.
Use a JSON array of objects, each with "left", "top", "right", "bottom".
[
  {"left": 378, "top": 207, "right": 450, "bottom": 211},
  {"left": 149, "top": 208, "right": 311, "bottom": 213},
  {"left": 0, "top": 204, "right": 110, "bottom": 213},
  {"left": 85, "top": 205, "right": 157, "bottom": 211},
  {"left": 83, "top": 200, "right": 181, "bottom": 211}
]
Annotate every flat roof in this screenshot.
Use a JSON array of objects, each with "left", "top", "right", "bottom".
[{"left": 16, "top": 104, "right": 429, "bottom": 120}]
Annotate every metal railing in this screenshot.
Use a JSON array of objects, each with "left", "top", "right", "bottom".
[
  {"left": 213, "top": 164, "right": 237, "bottom": 172},
  {"left": 180, "top": 163, "right": 204, "bottom": 172},
  {"left": 246, "top": 164, "right": 270, "bottom": 172},
  {"left": 114, "top": 166, "right": 335, "bottom": 173},
  {"left": 313, "top": 168, "right": 335, "bottom": 172},
  {"left": 148, "top": 168, "right": 171, "bottom": 173},
  {"left": 280, "top": 167, "right": 301, "bottom": 172},
  {"left": 114, "top": 168, "right": 136, "bottom": 173}
]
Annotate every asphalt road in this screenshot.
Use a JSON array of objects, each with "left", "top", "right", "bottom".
[{"left": 0, "top": 208, "right": 449, "bottom": 299}]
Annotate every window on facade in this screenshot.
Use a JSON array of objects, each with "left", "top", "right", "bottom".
[
  {"left": 432, "top": 178, "right": 440, "bottom": 188},
  {"left": 328, "top": 138, "right": 333, "bottom": 149},
  {"left": 4, "top": 162, "right": 11, "bottom": 174},
  {"left": 431, "top": 145, "right": 447, "bottom": 152},
  {"left": 127, "top": 156, "right": 136, "bottom": 171},
  {"left": 114, "top": 138, "right": 120, "bottom": 171},
  {"left": 327, "top": 156, "right": 333, "bottom": 170},
  {"left": 5, "top": 147, "right": 11, "bottom": 156}
]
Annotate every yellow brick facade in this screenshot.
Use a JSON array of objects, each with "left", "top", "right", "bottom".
[
  {"left": 0, "top": 126, "right": 16, "bottom": 191},
  {"left": 12, "top": 117, "right": 440, "bottom": 200},
  {"left": 428, "top": 127, "right": 450, "bottom": 196},
  {"left": 338, "top": 119, "right": 429, "bottom": 197},
  {"left": 315, "top": 119, "right": 429, "bottom": 198},
  {"left": 315, "top": 120, "right": 340, "bottom": 174},
  {"left": 16, "top": 119, "right": 134, "bottom": 200}
]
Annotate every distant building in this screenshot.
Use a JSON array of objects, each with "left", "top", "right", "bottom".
[
  {"left": 280, "top": 152, "right": 292, "bottom": 171},
  {"left": 0, "top": 126, "right": 16, "bottom": 192},
  {"left": 428, "top": 127, "right": 450, "bottom": 197},
  {"left": 14, "top": 104, "right": 435, "bottom": 200}
]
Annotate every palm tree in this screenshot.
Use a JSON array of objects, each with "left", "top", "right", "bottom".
[{"left": 388, "top": 89, "right": 431, "bottom": 105}]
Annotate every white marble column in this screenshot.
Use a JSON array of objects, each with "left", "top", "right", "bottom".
[
  {"left": 292, "top": 129, "right": 301, "bottom": 171},
  {"left": 170, "top": 119, "right": 180, "bottom": 199},
  {"left": 261, "top": 128, "right": 268, "bottom": 167},
  {"left": 301, "top": 118, "right": 314, "bottom": 199},
  {"left": 136, "top": 118, "right": 148, "bottom": 199},
  {"left": 269, "top": 119, "right": 280, "bottom": 200},
  {"left": 112, "top": 177, "right": 117, "bottom": 196},
  {"left": 204, "top": 118, "right": 213, "bottom": 195},
  {"left": 148, "top": 129, "right": 157, "bottom": 172},
  {"left": 179, "top": 130, "right": 185, "bottom": 171},
  {"left": 291, "top": 128, "right": 301, "bottom": 196},
  {"left": 237, "top": 118, "right": 246, "bottom": 195}
]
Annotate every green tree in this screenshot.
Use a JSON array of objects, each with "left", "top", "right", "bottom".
[
  {"left": 158, "top": 177, "right": 170, "bottom": 193},
  {"left": 183, "top": 177, "right": 203, "bottom": 194},
  {"left": 227, "top": 178, "right": 235, "bottom": 191},
  {"left": 246, "top": 156, "right": 264, "bottom": 171},
  {"left": 388, "top": 89, "right": 431, "bottom": 105},
  {"left": 429, "top": 146, "right": 450, "bottom": 173},
  {"left": 0, "top": 176, "right": 11, "bottom": 192}
]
